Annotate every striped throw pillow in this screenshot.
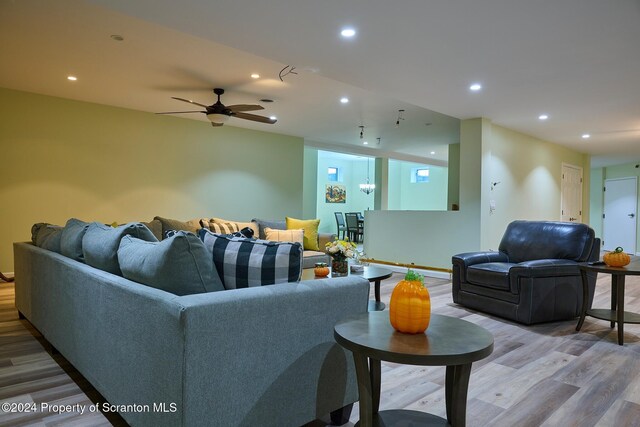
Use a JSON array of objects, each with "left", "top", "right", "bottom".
[
  {"left": 210, "top": 222, "right": 240, "bottom": 234},
  {"left": 198, "top": 229, "right": 303, "bottom": 289}
]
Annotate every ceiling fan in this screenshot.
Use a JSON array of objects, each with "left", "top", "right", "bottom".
[{"left": 157, "top": 88, "right": 276, "bottom": 127}]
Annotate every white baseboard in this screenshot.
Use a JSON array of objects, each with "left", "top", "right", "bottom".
[{"left": 366, "top": 262, "right": 451, "bottom": 280}]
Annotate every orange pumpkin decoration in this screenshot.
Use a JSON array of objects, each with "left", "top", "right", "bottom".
[
  {"left": 603, "top": 247, "right": 631, "bottom": 267},
  {"left": 389, "top": 270, "right": 431, "bottom": 334},
  {"left": 314, "top": 263, "right": 330, "bottom": 277}
]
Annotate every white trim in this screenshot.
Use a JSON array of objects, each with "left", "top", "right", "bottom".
[{"left": 366, "top": 261, "right": 451, "bottom": 280}]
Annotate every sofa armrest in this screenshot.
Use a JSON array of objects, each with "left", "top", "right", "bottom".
[
  {"left": 179, "top": 276, "right": 369, "bottom": 426},
  {"left": 319, "top": 232, "right": 336, "bottom": 251}
]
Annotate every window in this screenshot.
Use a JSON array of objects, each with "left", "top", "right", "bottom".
[
  {"left": 411, "top": 168, "right": 430, "bottom": 183},
  {"left": 328, "top": 167, "right": 339, "bottom": 182}
]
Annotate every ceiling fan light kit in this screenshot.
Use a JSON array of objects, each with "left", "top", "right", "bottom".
[{"left": 157, "top": 88, "right": 276, "bottom": 127}]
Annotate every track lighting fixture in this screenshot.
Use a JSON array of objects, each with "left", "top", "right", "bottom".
[
  {"left": 359, "top": 125, "right": 365, "bottom": 139},
  {"left": 395, "top": 109, "right": 405, "bottom": 127}
]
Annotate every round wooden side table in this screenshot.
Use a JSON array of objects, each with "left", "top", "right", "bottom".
[{"left": 334, "top": 311, "right": 494, "bottom": 426}]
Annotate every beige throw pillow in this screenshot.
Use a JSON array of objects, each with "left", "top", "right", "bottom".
[
  {"left": 212, "top": 217, "right": 259, "bottom": 238},
  {"left": 265, "top": 227, "right": 304, "bottom": 245}
]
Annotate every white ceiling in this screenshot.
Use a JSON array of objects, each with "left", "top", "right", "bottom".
[{"left": 2, "top": 0, "right": 639, "bottom": 167}]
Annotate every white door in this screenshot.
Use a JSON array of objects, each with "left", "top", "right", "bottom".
[
  {"left": 561, "top": 164, "right": 583, "bottom": 222},
  {"left": 603, "top": 177, "right": 637, "bottom": 253}
]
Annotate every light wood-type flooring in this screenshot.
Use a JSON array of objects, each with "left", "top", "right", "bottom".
[{"left": 2, "top": 272, "right": 640, "bottom": 426}]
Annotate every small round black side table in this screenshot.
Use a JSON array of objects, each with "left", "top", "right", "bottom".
[
  {"left": 577, "top": 258, "right": 640, "bottom": 345},
  {"left": 335, "top": 311, "right": 494, "bottom": 427}
]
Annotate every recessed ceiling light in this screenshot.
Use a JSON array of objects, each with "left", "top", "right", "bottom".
[
  {"left": 538, "top": 114, "right": 549, "bottom": 120},
  {"left": 251, "top": 73, "right": 260, "bottom": 79},
  {"left": 340, "top": 28, "right": 356, "bottom": 38},
  {"left": 469, "top": 83, "right": 482, "bottom": 92},
  {"left": 582, "top": 133, "right": 591, "bottom": 139},
  {"left": 340, "top": 97, "right": 349, "bottom": 104},
  {"left": 269, "top": 116, "right": 277, "bottom": 121},
  {"left": 67, "top": 76, "right": 77, "bottom": 81},
  {"left": 363, "top": 141, "right": 368, "bottom": 145},
  {"left": 430, "top": 151, "right": 436, "bottom": 155}
]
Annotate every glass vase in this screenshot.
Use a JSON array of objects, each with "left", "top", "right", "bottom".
[{"left": 331, "top": 258, "right": 349, "bottom": 277}]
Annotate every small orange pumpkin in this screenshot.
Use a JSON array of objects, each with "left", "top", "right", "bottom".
[
  {"left": 389, "top": 270, "right": 431, "bottom": 334},
  {"left": 314, "top": 262, "right": 330, "bottom": 277},
  {"left": 603, "top": 247, "right": 631, "bottom": 267}
]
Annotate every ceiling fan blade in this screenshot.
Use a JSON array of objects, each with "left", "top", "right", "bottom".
[
  {"left": 156, "top": 110, "right": 206, "bottom": 114},
  {"left": 171, "top": 97, "right": 209, "bottom": 108},
  {"left": 227, "top": 104, "right": 264, "bottom": 112},
  {"left": 232, "top": 112, "right": 277, "bottom": 124}
]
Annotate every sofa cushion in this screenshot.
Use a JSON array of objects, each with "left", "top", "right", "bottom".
[
  {"left": 212, "top": 217, "right": 259, "bottom": 238},
  {"left": 264, "top": 227, "right": 304, "bottom": 245},
  {"left": 251, "top": 218, "right": 286, "bottom": 240},
  {"left": 118, "top": 231, "right": 224, "bottom": 295},
  {"left": 31, "top": 223, "right": 64, "bottom": 253},
  {"left": 153, "top": 216, "right": 200, "bottom": 238},
  {"left": 467, "top": 262, "right": 516, "bottom": 292},
  {"left": 83, "top": 222, "right": 158, "bottom": 275},
  {"left": 141, "top": 219, "right": 163, "bottom": 241},
  {"left": 198, "top": 229, "right": 303, "bottom": 289},
  {"left": 286, "top": 217, "right": 321, "bottom": 251},
  {"left": 60, "top": 218, "right": 90, "bottom": 262}
]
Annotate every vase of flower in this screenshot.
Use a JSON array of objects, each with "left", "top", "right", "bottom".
[
  {"left": 331, "top": 256, "right": 349, "bottom": 276},
  {"left": 325, "top": 238, "right": 357, "bottom": 277}
]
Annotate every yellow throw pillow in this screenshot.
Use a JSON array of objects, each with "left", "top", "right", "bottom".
[
  {"left": 265, "top": 227, "right": 304, "bottom": 245},
  {"left": 286, "top": 217, "right": 320, "bottom": 251}
]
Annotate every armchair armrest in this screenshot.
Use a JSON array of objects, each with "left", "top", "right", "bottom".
[{"left": 452, "top": 251, "right": 509, "bottom": 268}]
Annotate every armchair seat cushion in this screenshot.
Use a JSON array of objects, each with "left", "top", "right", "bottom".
[{"left": 467, "top": 263, "right": 515, "bottom": 291}]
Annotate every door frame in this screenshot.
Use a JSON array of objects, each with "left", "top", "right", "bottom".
[{"left": 603, "top": 176, "right": 638, "bottom": 254}]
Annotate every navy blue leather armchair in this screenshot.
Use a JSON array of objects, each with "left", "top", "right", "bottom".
[{"left": 452, "top": 221, "right": 600, "bottom": 325}]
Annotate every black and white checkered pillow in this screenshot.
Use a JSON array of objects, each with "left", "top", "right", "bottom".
[{"left": 198, "top": 228, "right": 303, "bottom": 289}]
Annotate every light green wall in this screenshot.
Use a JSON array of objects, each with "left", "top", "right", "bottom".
[
  {"left": 365, "top": 118, "right": 591, "bottom": 270},
  {"left": 589, "top": 167, "right": 604, "bottom": 238},
  {"left": 364, "top": 119, "right": 483, "bottom": 268},
  {"left": 447, "top": 143, "right": 460, "bottom": 210},
  {"left": 315, "top": 154, "right": 375, "bottom": 234},
  {"left": 302, "top": 147, "right": 318, "bottom": 219},
  {"left": 0, "top": 87, "right": 304, "bottom": 271},
  {"left": 387, "top": 160, "right": 448, "bottom": 211},
  {"left": 480, "top": 123, "right": 591, "bottom": 250},
  {"left": 595, "top": 162, "right": 640, "bottom": 251}
]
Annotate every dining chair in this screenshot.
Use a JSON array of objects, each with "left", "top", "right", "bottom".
[
  {"left": 334, "top": 212, "right": 348, "bottom": 240},
  {"left": 345, "top": 212, "right": 364, "bottom": 243}
]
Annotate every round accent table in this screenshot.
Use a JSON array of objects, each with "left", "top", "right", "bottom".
[
  {"left": 301, "top": 265, "right": 392, "bottom": 311},
  {"left": 334, "top": 311, "right": 494, "bottom": 427},
  {"left": 576, "top": 258, "right": 640, "bottom": 345}
]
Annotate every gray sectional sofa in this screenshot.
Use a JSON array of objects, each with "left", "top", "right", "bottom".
[{"left": 14, "top": 241, "right": 369, "bottom": 426}]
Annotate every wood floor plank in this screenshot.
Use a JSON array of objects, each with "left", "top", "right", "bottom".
[{"left": 5, "top": 270, "right": 640, "bottom": 426}]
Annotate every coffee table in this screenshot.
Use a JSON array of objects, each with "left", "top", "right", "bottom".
[
  {"left": 577, "top": 258, "right": 640, "bottom": 345},
  {"left": 301, "top": 265, "right": 392, "bottom": 311},
  {"left": 334, "top": 311, "right": 494, "bottom": 427}
]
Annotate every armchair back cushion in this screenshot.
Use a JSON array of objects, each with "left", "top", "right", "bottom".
[{"left": 499, "top": 220, "right": 595, "bottom": 263}]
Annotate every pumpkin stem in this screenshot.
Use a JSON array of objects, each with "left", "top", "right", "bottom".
[
  {"left": 405, "top": 269, "right": 424, "bottom": 285},
  {"left": 615, "top": 247, "right": 624, "bottom": 253}
]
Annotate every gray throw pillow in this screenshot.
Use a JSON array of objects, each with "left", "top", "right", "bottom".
[
  {"left": 117, "top": 231, "right": 224, "bottom": 295},
  {"left": 83, "top": 222, "right": 158, "bottom": 276},
  {"left": 31, "top": 223, "right": 64, "bottom": 253},
  {"left": 60, "top": 218, "right": 89, "bottom": 262},
  {"left": 251, "top": 218, "right": 286, "bottom": 240}
]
